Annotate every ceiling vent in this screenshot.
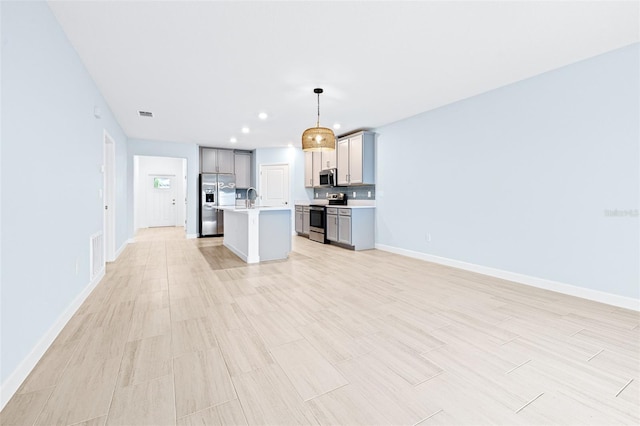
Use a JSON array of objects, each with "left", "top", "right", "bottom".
[{"left": 138, "top": 110, "right": 153, "bottom": 118}]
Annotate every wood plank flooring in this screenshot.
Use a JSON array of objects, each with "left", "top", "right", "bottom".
[{"left": 2, "top": 227, "right": 639, "bottom": 425}]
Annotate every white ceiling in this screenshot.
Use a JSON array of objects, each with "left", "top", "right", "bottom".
[{"left": 48, "top": 1, "right": 639, "bottom": 150}]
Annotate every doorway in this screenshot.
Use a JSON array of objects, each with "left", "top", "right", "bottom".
[
  {"left": 259, "top": 163, "right": 290, "bottom": 207},
  {"left": 133, "top": 156, "right": 187, "bottom": 232},
  {"left": 103, "top": 131, "right": 116, "bottom": 262},
  {"left": 148, "top": 175, "right": 177, "bottom": 227}
]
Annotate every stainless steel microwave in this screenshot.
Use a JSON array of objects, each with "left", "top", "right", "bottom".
[{"left": 319, "top": 168, "right": 337, "bottom": 187}]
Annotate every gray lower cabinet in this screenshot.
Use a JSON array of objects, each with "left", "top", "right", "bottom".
[
  {"left": 295, "top": 205, "right": 304, "bottom": 234},
  {"left": 327, "top": 207, "right": 374, "bottom": 250},
  {"left": 326, "top": 208, "right": 338, "bottom": 242},
  {"left": 337, "top": 210, "right": 352, "bottom": 245},
  {"left": 302, "top": 206, "right": 310, "bottom": 235}
]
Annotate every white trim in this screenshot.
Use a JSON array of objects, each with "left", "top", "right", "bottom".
[
  {"left": 103, "top": 130, "right": 116, "bottom": 262},
  {"left": 375, "top": 243, "right": 639, "bottom": 312},
  {"left": 186, "top": 233, "right": 198, "bottom": 239},
  {"left": 0, "top": 269, "right": 106, "bottom": 410},
  {"left": 113, "top": 239, "right": 130, "bottom": 259}
]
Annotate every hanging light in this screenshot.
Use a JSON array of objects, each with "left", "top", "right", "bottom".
[{"left": 302, "top": 88, "right": 336, "bottom": 151}]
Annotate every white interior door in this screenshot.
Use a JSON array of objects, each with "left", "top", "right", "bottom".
[
  {"left": 148, "top": 175, "right": 177, "bottom": 227},
  {"left": 260, "top": 164, "right": 289, "bottom": 207}
]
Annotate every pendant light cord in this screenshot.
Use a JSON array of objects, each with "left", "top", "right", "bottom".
[{"left": 316, "top": 92, "right": 320, "bottom": 128}]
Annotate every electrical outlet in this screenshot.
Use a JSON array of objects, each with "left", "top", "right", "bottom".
[
  {"left": 315, "top": 192, "right": 318, "bottom": 198},
  {"left": 325, "top": 192, "right": 328, "bottom": 197},
  {"left": 368, "top": 191, "right": 371, "bottom": 198},
  {"left": 352, "top": 191, "right": 356, "bottom": 198},
  {"left": 426, "top": 233, "right": 432, "bottom": 242}
]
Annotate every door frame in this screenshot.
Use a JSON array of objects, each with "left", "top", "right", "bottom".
[{"left": 103, "top": 130, "right": 116, "bottom": 262}]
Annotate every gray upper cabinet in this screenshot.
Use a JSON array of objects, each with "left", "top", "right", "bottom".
[
  {"left": 322, "top": 149, "right": 336, "bottom": 170},
  {"left": 217, "top": 150, "right": 235, "bottom": 174},
  {"left": 304, "top": 152, "right": 314, "bottom": 188},
  {"left": 305, "top": 149, "right": 338, "bottom": 188},
  {"left": 336, "top": 131, "right": 375, "bottom": 186},
  {"left": 312, "top": 151, "right": 322, "bottom": 187},
  {"left": 201, "top": 148, "right": 235, "bottom": 174},
  {"left": 234, "top": 151, "right": 252, "bottom": 188},
  {"left": 201, "top": 148, "right": 217, "bottom": 173}
]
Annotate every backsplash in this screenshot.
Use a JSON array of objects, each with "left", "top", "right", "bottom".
[
  {"left": 312, "top": 185, "right": 375, "bottom": 201},
  {"left": 236, "top": 189, "right": 248, "bottom": 200},
  {"left": 237, "top": 185, "right": 376, "bottom": 201}
]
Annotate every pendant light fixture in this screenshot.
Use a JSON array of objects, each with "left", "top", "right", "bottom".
[{"left": 302, "top": 88, "right": 336, "bottom": 151}]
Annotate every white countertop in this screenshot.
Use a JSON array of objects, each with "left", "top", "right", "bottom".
[
  {"left": 294, "top": 200, "right": 375, "bottom": 208},
  {"left": 219, "top": 205, "right": 291, "bottom": 213},
  {"left": 328, "top": 205, "right": 375, "bottom": 209},
  {"left": 294, "top": 203, "right": 375, "bottom": 209}
]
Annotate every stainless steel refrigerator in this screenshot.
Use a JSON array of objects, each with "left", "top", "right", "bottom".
[{"left": 200, "top": 173, "right": 236, "bottom": 236}]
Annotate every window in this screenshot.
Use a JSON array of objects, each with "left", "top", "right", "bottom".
[{"left": 153, "top": 177, "right": 171, "bottom": 189}]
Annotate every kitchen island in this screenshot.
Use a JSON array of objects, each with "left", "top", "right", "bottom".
[{"left": 219, "top": 206, "right": 292, "bottom": 263}]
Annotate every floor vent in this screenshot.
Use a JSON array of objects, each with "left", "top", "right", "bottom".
[{"left": 90, "top": 232, "right": 104, "bottom": 280}]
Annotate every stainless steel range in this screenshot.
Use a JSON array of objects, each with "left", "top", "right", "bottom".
[
  {"left": 308, "top": 193, "right": 347, "bottom": 244},
  {"left": 308, "top": 205, "right": 326, "bottom": 243}
]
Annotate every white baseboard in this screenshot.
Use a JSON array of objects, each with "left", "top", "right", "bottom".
[
  {"left": 186, "top": 233, "right": 198, "bottom": 239},
  {"left": 114, "top": 239, "right": 130, "bottom": 259},
  {"left": 375, "top": 244, "right": 639, "bottom": 312},
  {"left": 0, "top": 268, "right": 106, "bottom": 410}
]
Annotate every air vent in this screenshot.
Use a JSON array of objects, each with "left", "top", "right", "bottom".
[{"left": 138, "top": 110, "right": 153, "bottom": 118}]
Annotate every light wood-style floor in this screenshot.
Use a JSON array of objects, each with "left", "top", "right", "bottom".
[{"left": 2, "top": 227, "right": 639, "bottom": 425}]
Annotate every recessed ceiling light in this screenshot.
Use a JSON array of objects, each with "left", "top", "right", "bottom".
[
  {"left": 333, "top": 123, "right": 341, "bottom": 130},
  {"left": 241, "top": 127, "right": 250, "bottom": 134},
  {"left": 230, "top": 137, "right": 237, "bottom": 143},
  {"left": 287, "top": 143, "right": 293, "bottom": 148},
  {"left": 258, "top": 112, "right": 268, "bottom": 120}
]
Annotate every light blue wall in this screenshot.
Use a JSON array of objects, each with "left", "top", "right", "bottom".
[
  {"left": 127, "top": 139, "right": 198, "bottom": 236},
  {"left": 375, "top": 43, "right": 640, "bottom": 299},
  {"left": 1, "top": 1, "right": 128, "bottom": 383}
]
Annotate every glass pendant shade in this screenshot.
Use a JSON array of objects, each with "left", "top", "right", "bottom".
[{"left": 302, "top": 88, "right": 336, "bottom": 151}]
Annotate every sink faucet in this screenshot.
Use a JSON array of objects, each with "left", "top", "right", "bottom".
[{"left": 246, "top": 187, "right": 258, "bottom": 209}]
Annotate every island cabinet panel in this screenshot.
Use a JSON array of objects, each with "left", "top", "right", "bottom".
[
  {"left": 222, "top": 207, "right": 292, "bottom": 264},
  {"left": 258, "top": 211, "right": 292, "bottom": 261}
]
